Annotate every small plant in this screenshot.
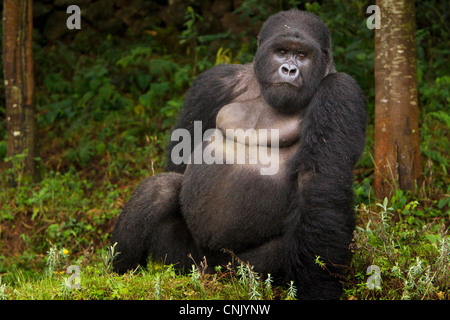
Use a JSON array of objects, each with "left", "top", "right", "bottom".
[
  {"left": 153, "top": 274, "right": 162, "bottom": 299},
  {"left": 399, "top": 257, "right": 436, "bottom": 300},
  {"left": 314, "top": 255, "right": 326, "bottom": 270},
  {"left": 264, "top": 273, "right": 273, "bottom": 297},
  {"left": 4, "top": 150, "right": 28, "bottom": 189},
  {"left": 180, "top": 6, "right": 204, "bottom": 76},
  {"left": 0, "top": 278, "right": 9, "bottom": 300},
  {"left": 45, "top": 244, "right": 69, "bottom": 276},
  {"left": 286, "top": 281, "right": 297, "bottom": 300},
  {"left": 100, "top": 242, "right": 120, "bottom": 274},
  {"left": 189, "top": 264, "right": 202, "bottom": 290},
  {"left": 376, "top": 197, "right": 394, "bottom": 229},
  {"left": 235, "top": 263, "right": 263, "bottom": 299}
]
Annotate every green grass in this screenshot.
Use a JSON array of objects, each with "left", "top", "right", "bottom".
[
  {"left": 346, "top": 198, "right": 449, "bottom": 300},
  {"left": 0, "top": 193, "right": 448, "bottom": 300},
  {"left": 0, "top": 247, "right": 295, "bottom": 300}
]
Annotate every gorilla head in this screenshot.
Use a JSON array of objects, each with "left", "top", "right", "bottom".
[{"left": 254, "top": 10, "right": 335, "bottom": 114}]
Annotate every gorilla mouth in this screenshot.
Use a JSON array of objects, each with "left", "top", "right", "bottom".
[{"left": 272, "top": 82, "right": 301, "bottom": 89}]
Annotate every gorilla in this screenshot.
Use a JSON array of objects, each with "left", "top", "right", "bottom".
[{"left": 111, "top": 9, "right": 367, "bottom": 299}]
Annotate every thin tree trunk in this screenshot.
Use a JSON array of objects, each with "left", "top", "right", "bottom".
[
  {"left": 3, "top": 0, "right": 36, "bottom": 185},
  {"left": 374, "top": 0, "right": 422, "bottom": 199}
]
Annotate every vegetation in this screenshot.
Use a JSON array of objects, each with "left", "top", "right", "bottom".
[{"left": 0, "top": 0, "right": 448, "bottom": 300}]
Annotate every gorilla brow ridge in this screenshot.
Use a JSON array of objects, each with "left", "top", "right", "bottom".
[{"left": 270, "top": 37, "right": 319, "bottom": 53}]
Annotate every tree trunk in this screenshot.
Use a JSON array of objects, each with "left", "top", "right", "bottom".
[
  {"left": 3, "top": 0, "right": 36, "bottom": 185},
  {"left": 374, "top": 0, "right": 422, "bottom": 199}
]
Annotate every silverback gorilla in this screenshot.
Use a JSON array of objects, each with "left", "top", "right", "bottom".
[{"left": 111, "top": 9, "right": 367, "bottom": 299}]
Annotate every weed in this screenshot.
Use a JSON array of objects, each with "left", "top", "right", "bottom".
[
  {"left": 100, "top": 242, "right": 120, "bottom": 274},
  {"left": 347, "top": 196, "right": 449, "bottom": 299},
  {"left": 0, "top": 278, "right": 9, "bottom": 300},
  {"left": 286, "top": 281, "right": 297, "bottom": 300},
  {"left": 45, "top": 244, "right": 69, "bottom": 276}
]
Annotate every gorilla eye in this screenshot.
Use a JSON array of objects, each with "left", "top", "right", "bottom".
[
  {"left": 296, "top": 51, "right": 306, "bottom": 59},
  {"left": 279, "top": 49, "right": 288, "bottom": 55}
]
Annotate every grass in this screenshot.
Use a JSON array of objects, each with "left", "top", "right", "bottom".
[
  {"left": 346, "top": 198, "right": 449, "bottom": 300},
  {"left": 0, "top": 192, "right": 448, "bottom": 300},
  {"left": 0, "top": 246, "right": 294, "bottom": 300}
]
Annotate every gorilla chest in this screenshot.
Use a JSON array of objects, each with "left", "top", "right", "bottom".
[{"left": 180, "top": 97, "right": 302, "bottom": 251}]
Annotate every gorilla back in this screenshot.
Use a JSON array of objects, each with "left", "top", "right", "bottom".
[{"left": 111, "top": 9, "right": 367, "bottom": 300}]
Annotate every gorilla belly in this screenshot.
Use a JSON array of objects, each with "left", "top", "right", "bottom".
[
  {"left": 180, "top": 96, "right": 302, "bottom": 252},
  {"left": 180, "top": 139, "right": 298, "bottom": 253}
]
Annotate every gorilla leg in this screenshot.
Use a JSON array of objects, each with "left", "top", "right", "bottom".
[
  {"left": 237, "top": 237, "right": 285, "bottom": 276},
  {"left": 111, "top": 173, "right": 201, "bottom": 273}
]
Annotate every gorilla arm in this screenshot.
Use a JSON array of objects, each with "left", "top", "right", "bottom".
[
  {"left": 283, "top": 72, "right": 367, "bottom": 299},
  {"left": 166, "top": 64, "right": 249, "bottom": 173},
  {"left": 292, "top": 73, "right": 367, "bottom": 174}
]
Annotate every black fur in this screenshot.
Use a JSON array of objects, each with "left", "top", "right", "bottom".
[{"left": 111, "top": 9, "right": 367, "bottom": 299}]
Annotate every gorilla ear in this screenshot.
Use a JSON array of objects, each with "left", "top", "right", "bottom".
[
  {"left": 323, "top": 48, "right": 331, "bottom": 62},
  {"left": 322, "top": 48, "right": 335, "bottom": 75}
]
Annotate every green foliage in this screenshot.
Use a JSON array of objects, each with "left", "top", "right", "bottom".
[
  {"left": 180, "top": 7, "right": 204, "bottom": 47},
  {"left": 45, "top": 245, "right": 69, "bottom": 276},
  {"left": 348, "top": 198, "right": 449, "bottom": 300},
  {"left": 100, "top": 242, "right": 120, "bottom": 274},
  {"left": 0, "top": 246, "right": 297, "bottom": 300},
  {"left": 420, "top": 76, "right": 450, "bottom": 188}
]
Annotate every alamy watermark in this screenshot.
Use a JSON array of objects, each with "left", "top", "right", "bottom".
[
  {"left": 66, "top": 5, "right": 81, "bottom": 30},
  {"left": 65, "top": 265, "right": 81, "bottom": 289},
  {"left": 366, "top": 5, "right": 381, "bottom": 30},
  {"left": 64, "top": 4, "right": 381, "bottom": 33},
  {"left": 366, "top": 265, "right": 382, "bottom": 290}
]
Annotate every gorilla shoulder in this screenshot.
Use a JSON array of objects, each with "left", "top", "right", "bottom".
[{"left": 190, "top": 63, "right": 256, "bottom": 100}]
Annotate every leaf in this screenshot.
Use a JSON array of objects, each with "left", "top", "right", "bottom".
[
  {"left": 356, "top": 52, "right": 366, "bottom": 60},
  {"left": 133, "top": 104, "right": 145, "bottom": 117},
  {"left": 425, "top": 234, "right": 442, "bottom": 244},
  {"left": 429, "top": 111, "right": 450, "bottom": 127},
  {"left": 139, "top": 92, "right": 153, "bottom": 108},
  {"left": 100, "top": 83, "right": 114, "bottom": 98},
  {"left": 136, "top": 74, "right": 151, "bottom": 91}
]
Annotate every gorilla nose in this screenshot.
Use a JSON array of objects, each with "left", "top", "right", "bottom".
[{"left": 279, "top": 63, "right": 299, "bottom": 81}]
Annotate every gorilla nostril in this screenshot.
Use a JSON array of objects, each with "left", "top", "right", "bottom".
[{"left": 280, "top": 63, "right": 299, "bottom": 79}]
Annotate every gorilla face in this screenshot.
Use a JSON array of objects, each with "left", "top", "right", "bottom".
[{"left": 254, "top": 10, "right": 334, "bottom": 114}]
